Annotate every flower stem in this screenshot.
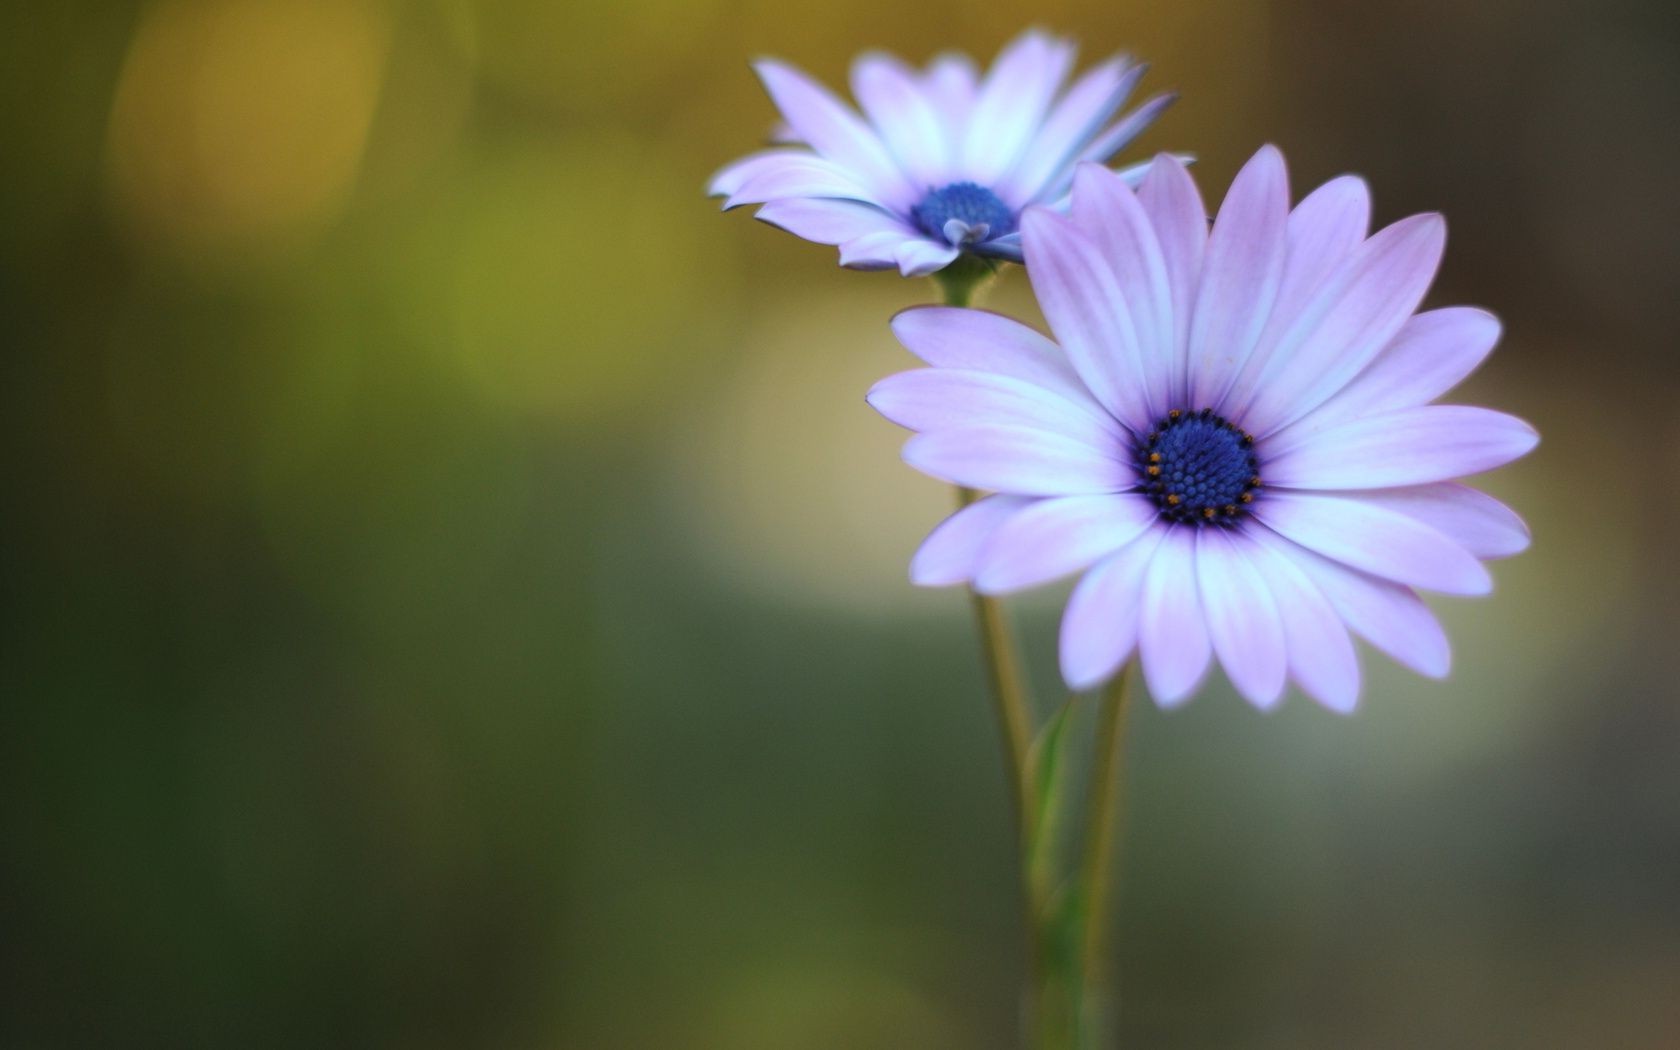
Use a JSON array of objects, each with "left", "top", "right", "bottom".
[{"left": 1076, "top": 662, "right": 1135, "bottom": 1045}]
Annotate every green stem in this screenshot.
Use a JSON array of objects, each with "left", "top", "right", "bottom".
[{"left": 1076, "top": 663, "right": 1135, "bottom": 1046}]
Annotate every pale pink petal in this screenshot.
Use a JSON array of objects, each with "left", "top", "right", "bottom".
[
  {"left": 1066, "top": 163, "right": 1175, "bottom": 419},
  {"left": 867, "top": 369, "right": 1126, "bottom": 450},
  {"left": 909, "top": 494, "right": 1032, "bottom": 586},
  {"left": 996, "top": 56, "right": 1143, "bottom": 203},
  {"left": 753, "top": 198, "right": 908, "bottom": 245},
  {"left": 1059, "top": 527, "right": 1168, "bottom": 690},
  {"left": 974, "top": 492, "right": 1159, "bottom": 595},
  {"left": 1262, "top": 405, "right": 1539, "bottom": 489},
  {"left": 850, "top": 51, "right": 951, "bottom": 184},
  {"left": 1245, "top": 535, "right": 1361, "bottom": 712},
  {"left": 1300, "top": 307, "right": 1502, "bottom": 429},
  {"left": 962, "top": 31, "right": 1076, "bottom": 184},
  {"left": 1241, "top": 213, "right": 1447, "bottom": 437},
  {"left": 1021, "top": 208, "right": 1154, "bottom": 431},
  {"left": 1258, "top": 529, "right": 1451, "bottom": 678},
  {"left": 1253, "top": 490, "right": 1492, "bottom": 595},
  {"left": 752, "top": 58, "right": 917, "bottom": 208},
  {"left": 1196, "top": 528, "right": 1287, "bottom": 709},
  {"left": 1138, "top": 529, "right": 1212, "bottom": 706},
  {"left": 1187, "top": 145, "right": 1290, "bottom": 409},
  {"left": 1344, "top": 483, "right": 1531, "bottom": 560},
  {"left": 1136, "top": 153, "right": 1207, "bottom": 404},
  {"left": 889, "top": 307, "right": 1096, "bottom": 410},
  {"left": 1217, "top": 175, "right": 1370, "bottom": 419},
  {"left": 838, "top": 230, "right": 914, "bottom": 270},
  {"left": 894, "top": 238, "right": 961, "bottom": 276},
  {"left": 903, "top": 425, "right": 1132, "bottom": 496}
]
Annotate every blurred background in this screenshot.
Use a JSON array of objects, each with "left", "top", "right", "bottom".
[{"left": 3, "top": 0, "right": 1676, "bottom": 1046}]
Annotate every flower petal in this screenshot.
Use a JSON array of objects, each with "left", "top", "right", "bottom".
[
  {"left": 909, "top": 494, "right": 1032, "bottom": 586},
  {"left": 727, "top": 155, "right": 881, "bottom": 209},
  {"left": 753, "top": 198, "right": 908, "bottom": 245},
  {"left": 962, "top": 30, "right": 1076, "bottom": 185},
  {"left": 1241, "top": 213, "right": 1447, "bottom": 437},
  {"left": 850, "top": 51, "right": 951, "bottom": 185},
  {"left": 838, "top": 230, "right": 913, "bottom": 270},
  {"left": 1244, "top": 535, "right": 1361, "bottom": 712},
  {"left": 1343, "top": 483, "right": 1530, "bottom": 560},
  {"left": 1253, "top": 490, "right": 1492, "bottom": 595},
  {"left": 1074, "top": 91, "right": 1178, "bottom": 170},
  {"left": 1187, "top": 145, "right": 1290, "bottom": 410},
  {"left": 1021, "top": 208, "right": 1153, "bottom": 431},
  {"left": 1196, "top": 528, "right": 1287, "bottom": 709},
  {"left": 1067, "top": 163, "right": 1175, "bottom": 420},
  {"left": 894, "top": 238, "right": 960, "bottom": 276},
  {"left": 889, "top": 306, "right": 1099, "bottom": 410},
  {"left": 974, "top": 492, "right": 1159, "bottom": 595},
  {"left": 709, "top": 148, "right": 818, "bottom": 200},
  {"left": 1139, "top": 528, "right": 1213, "bottom": 706},
  {"left": 1300, "top": 307, "right": 1503, "bottom": 429},
  {"left": 902, "top": 425, "right": 1132, "bottom": 496},
  {"left": 867, "top": 369, "right": 1124, "bottom": 449},
  {"left": 1258, "top": 529, "right": 1450, "bottom": 678},
  {"left": 1059, "top": 527, "right": 1167, "bottom": 690},
  {"left": 1136, "top": 153, "right": 1207, "bottom": 404},
  {"left": 1262, "top": 405, "right": 1539, "bottom": 489},
  {"left": 752, "top": 58, "right": 916, "bottom": 208},
  {"left": 997, "top": 56, "right": 1144, "bottom": 203}
]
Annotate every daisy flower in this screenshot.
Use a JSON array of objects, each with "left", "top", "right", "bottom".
[
  {"left": 868, "top": 146, "right": 1538, "bottom": 711},
  {"left": 708, "top": 29, "right": 1177, "bottom": 277}
]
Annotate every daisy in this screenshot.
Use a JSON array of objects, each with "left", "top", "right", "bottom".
[
  {"left": 708, "top": 29, "right": 1177, "bottom": 277},
  {"left": 868, "top": 146, "right": 1538, "bottom": 711}
]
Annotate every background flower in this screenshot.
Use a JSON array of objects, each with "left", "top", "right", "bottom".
[
  {"left": 709, "top": 28, "right": 1176, "bottom": 276},
  {"left": 871, "top": 148, "right": 1538, "bottom": 709}
]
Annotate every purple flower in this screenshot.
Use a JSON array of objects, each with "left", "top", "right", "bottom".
[
  {"left": 869, "top": 147, "right": 1539, "bottom": 711},
  {"left": 709, "top": 29, "right": 1176, "bottom": 277}
]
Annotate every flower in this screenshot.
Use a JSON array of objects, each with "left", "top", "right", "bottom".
[
  {"left": 708, "top": 29, "right": 1176, "bottom": 277},
  {"left": 868, "top": 146, "right": 1539, "bottom": 711}
]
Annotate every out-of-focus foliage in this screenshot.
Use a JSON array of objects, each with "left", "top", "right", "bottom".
[{"left": 2, "top": 1, "right": 1676, "bottom": 1047}]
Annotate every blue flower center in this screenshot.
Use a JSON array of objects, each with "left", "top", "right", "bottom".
[
  {"left": 911, "top": 182, "right": 1016, "bottom": 244},
  {"left": 1136, "top": 409, "right": 1262, "bottom": 526}
]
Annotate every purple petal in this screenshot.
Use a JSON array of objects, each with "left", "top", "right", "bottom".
[
  {"left": 1301, "top": 307, "right": 1502, "bottom": 429},
  {"left": 838, "top": 230, "right": 913, "bottom": 270},
  {"left": 1241, "top": 213, "right": 1447, "bottom": 437},
  {"left": 1344, "top": 483, "right": 1530, "bottom": 560},
  {"left": 1197, "top": 529, "right": 1287, "bottom": 709},
  {"left": 1245, "top": 535, "right": 1361, "bottom": 712},
  {"left": 752, "top": 58, "right": 916, "bottom": 209},
  {"left": 1059, "top": 527, "right": 1167, "bottom": 690},
  {"left": 909, "top": 494, "right": 1032, "bottom": 586},
  {"left": 1067, "top": 163, "right": 1175, "bottom": 419},
  {"left": 727, "top": 155, "right": 881, "bottom": 209},
  {"left": 998, "top": 56, "right": 1144, "bottom": 203},
  {"left": 867, "top": 369, "right": 1125, "bottom": 449},
  {"left": 850, "top": 51, "right": 951, "bottom": 185},
  {"left": 1217, "top": 175, "right": 1370, "bottom": 418},
  {"left": 894, "top": 238, "right": 960, "bottom": 276},
  {"left": 1136, "top": 153, "right": 1207, "bottom": 404},
  {"left": 1074, "top": 91, "right": 1178, "bottom": 170},
  {"left": 1187, "top": 145, "right": 1290, "bottom": 410},
  {"left": 1254, "top": 490, "right": 1492, "bottom": 595},
  {"left": 754, "top": 198, "right": 908, "bottom": 245},
  {"left": 902, "top": 424, "right": 1132, "bottom": 496},
  {"left": 1139, "top": 528, "right": 1212, "bottom": 705},
  {"left": 709, "top": 148, "right": 817, "bottom": 199},
  {"left": 1259, "top": 529, "right": 1451, "bottom": 678},
  {"left": 1021, "top": 208, "right": 1154, "bottom": 431},
  {"left": 889, "top": 307, "right": 1095, "bottom": 409},
  {"left": 1262, "top": 405, "right": 1539, "bottom": 489},
  {"left": 974, "top": 492, "right": 1159, "bottom": 594},
  {"left": 921, "top": 52, "right": 978, "bottom": 132},
  {"left": 962, "top": 30, "right": 1076, "bottom": 185}
]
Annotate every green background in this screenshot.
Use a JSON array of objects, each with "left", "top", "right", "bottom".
[{"left": 3, "top": 1, "right": 1676, "bottom": 1046}]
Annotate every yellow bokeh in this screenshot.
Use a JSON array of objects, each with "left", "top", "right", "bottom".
[{"left": 105, "top": 0, "right": 391, "bottom": 261}]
